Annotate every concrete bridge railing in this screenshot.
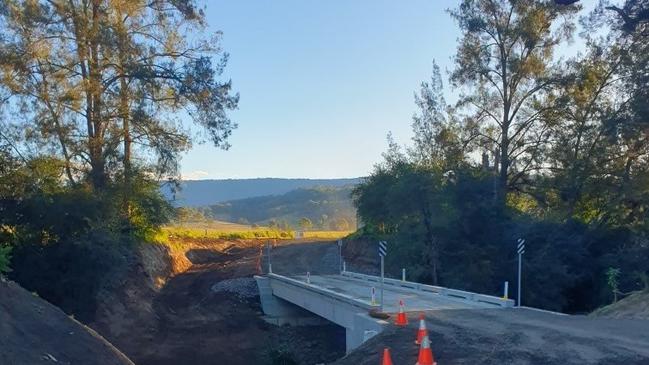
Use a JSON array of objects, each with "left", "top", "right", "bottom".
[
  {"left": 341, "top": 271, "right": 515, "bottom": 308},
  {"left": 267, "top": 272, "right": 378, "bottom": 310}
]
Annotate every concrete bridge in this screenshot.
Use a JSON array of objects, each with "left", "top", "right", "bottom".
[{"left": 254, "top": 271, "right": 514, "bottom": 352}]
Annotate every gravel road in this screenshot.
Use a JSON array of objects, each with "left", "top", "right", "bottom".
[{"left": 331, "top": 307, "right": 649, "bottom": 365}]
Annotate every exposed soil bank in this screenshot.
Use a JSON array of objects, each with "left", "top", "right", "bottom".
[
  {"left": 591, "top": 291, "right": 649, "bottom": 320},
  {"left": 92, "top": 239, "right": 346, "bottom": 365},
  {"left": 0, "top": 279, "right": 134, "bottom": 365}
]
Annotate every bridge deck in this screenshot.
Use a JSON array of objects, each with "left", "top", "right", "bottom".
[{"left": 291, "top": 274, "right": 491, "bottom": 312}]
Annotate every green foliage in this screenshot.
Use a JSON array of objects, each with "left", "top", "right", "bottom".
[
  {"left": 606, "top": 267, "right": 621, "bottom": 302},
  {"left": 267, "top": 345, "right": 298, "bottom": 365},
  {"left": 352, "top": 0, "right": 649, "bottom": 314},
  {"left": 0, "top": 157, "right": 171, "bottom": 319},
  {"left": 173, "top": 207, "right": 211, "bottom": 224},
  {"left": 0, "top": 0, "right": 238, "bottom": 189},
  {"left": 410, "top": 61, "right": 463, "bottom": 169},
  {"left": 0, "top": 0, "right": 237, "bottom": 322},
  {"left": 0, "top": 244, "right": 11, "bottom": 274},
  {"left": 449, "top": 0, "right": 580, "bottom": 204},
  {"left": 298, "top": 217, "right": 313, "bottom": 230},
  {"left": 353, "top": 160, "right": 612, "bottom": 311}
]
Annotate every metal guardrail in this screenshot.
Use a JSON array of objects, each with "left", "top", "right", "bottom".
[
  {"left": 267, "top": 273, "right": 379, "bottom": 310},
  {"left": 341, "top": 271, "right": 515, "bottom": 308}
]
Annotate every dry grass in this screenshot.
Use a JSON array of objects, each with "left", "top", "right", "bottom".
[
  {"left": 151, "top": 221, "right": 353, "bottom": 248},
  {"left": 300, "top": 231, "right": 353, "bottom": 239},
  {"left": 170, "top": 220, "right": 266, "bottom": 232}
]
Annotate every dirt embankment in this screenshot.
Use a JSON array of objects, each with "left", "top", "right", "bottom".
[
  {"left": 91, "top": 238, "right": 346, "bottom": 365},
  {"left": 591, "top": 291, "right": 649, "bottom": 320},
  {"left": 0, "top": 278, "right": 134, "bottom": 365},
  {"left": 341, "top": 238, "right": 379, "bottom": 275}
]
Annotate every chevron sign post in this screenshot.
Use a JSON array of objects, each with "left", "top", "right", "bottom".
[
  {"left": 517, "top": 238, "right": 526, "bottom": 307},
  {"left": 378, "top": 241, "right": 387, "bottom": 257},
  {"left": 378, "top": 240, "right": 387, "bottom": 311}
]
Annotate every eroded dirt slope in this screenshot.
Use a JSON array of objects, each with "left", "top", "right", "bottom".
[
  {"left": 94, "top": 239, "right": 346, "bottom": 365},
  {"left": 0, "top": 279, "right": 134, "bottom": 365},
  {"left": 591, "top": 291, "right": 649, "bottom": 320}
]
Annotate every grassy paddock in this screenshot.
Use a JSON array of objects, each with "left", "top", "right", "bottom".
[
  {"left": 300, "top": 231, "right": 353, "bottom": 239},
  {"left": 155, "top": 226, "right": 295, "bottom": 243},
  {"left": 152, "top": 222, "right": 353, "bottom": 247}
]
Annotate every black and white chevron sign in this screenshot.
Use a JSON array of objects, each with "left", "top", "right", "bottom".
[
  {"left": 517, "top": 238, "right": 526, "bottom": 255},
  {"left": 378, "top": 241, "right": 387, "bottom": 257}
]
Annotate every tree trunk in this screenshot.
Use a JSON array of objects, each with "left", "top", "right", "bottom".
[
  {"left": 69, "top": 0, "right": 106, "bottom": 190},
  {"left": 422, "top": 207, "right": 439, "bottom": 285},
  {"left": 499, "top": 131, "right": 509, "bottom": 205},
  {"left": 88, "top": 0, "right": 106, "bottom": 190},
  {"left": 38, "top": 63, "right": 76, "bottom": 185}
]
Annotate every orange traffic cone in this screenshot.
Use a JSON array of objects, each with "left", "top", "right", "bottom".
[
  {"left": 395, "top": 299, "right": 408, "bottom": 326},
  {"left": 381, "top": 348, "right": 393, "bottom": 365},
  {"left": 415, "top": 335, "right": 436, "bottom": 365},
  {"left": 415, "top": 313, "right": 428, "bottom": 345}
]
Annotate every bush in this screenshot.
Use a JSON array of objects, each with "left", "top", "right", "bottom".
[
  {"left": 0, "top": 244, "right": 11, "bottom": 274},
  {"left": 353, "top": 161, "right": 649, "bottom": 313},
  {"left": 10, "top": 229, "right": 131, "bottom": 321},
  {"left": 267, "top": 346, "right": 298, "bottom": 365},
  {"left": 2, "top": 170, "right": 172, "bottom": 320}
]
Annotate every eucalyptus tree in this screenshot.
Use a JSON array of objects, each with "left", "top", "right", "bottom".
[
  {"left": 0, "top": 0, "right": 238, "bottom": 191},
  {"left": 449, "top": 0, "right": 579, "bottom": 205},
  {"left": 409, "top": 62, "right": 465, "bottom": 170}
]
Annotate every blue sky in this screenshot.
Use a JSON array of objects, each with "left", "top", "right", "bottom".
[{"left": 180, "top": 0, "right": 596, "bottom": 180}]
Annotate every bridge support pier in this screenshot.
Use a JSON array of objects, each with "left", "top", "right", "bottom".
[
  {"left": 345, "top": 313, "right": 384, "bottom": 351},
  {"left": 255, "top": 275, "right": 387, "bottom": 353},
  {"left": 255, "top": 276, "right": 326, "bottom": 326}
]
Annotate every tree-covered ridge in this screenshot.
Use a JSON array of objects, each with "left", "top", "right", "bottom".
[
  {"left": 354, "top": 0, "right": 649, "bottom": 313},
  {"left": 162, "top": 178, "right": 361, "bottom": 207},
  {"left": 208, "top": 186, "right": 357, "bottom": 231}
]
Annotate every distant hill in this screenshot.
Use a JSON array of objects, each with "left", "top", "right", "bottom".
[
  {"left": 207, "top": 186, "right": 357, "bottom": 230},
  {"left": 162, "top": 178, "right": 361, "bottom": 207}
]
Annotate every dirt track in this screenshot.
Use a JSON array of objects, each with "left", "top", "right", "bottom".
[
  {"left": 332, "top": 307, "right": 649, "bottom": 365},
  {"left": 121, "top": 240, "right": 346, "bottom": 365}
]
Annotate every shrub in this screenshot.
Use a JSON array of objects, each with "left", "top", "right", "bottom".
[
  {"left": 267, "top": 345, "right": 298, "bottom": 365},
  {"left": 0, "top": 244, "right": 11, "bottom": 274}
]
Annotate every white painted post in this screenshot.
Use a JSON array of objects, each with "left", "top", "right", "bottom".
[
  {"left": 338, "top": 239, "right": 343, "bottom": 274},
  {"left": 402, "top": 268, "right": 406, "bottom": 282},
  {"left": 517, "top": 254, "right": 522, "bottom": 306},
  {"left": 504, "top": 281, "right": 509, "bottom": 299},
  {"left": 371, "top": 286, "right": 376, "bottom": 305},
  {"left": 307, "top": 271, "right": 311, "bottom": 284},
  {"left": 267, "top": 241, "right": 272, "bottom": 274},
  {"left": 380, "top": 255, "right": 384, "bottom": 312},
  {"left": 343, "top": 261, "right": 346, "bottom": 273}
]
